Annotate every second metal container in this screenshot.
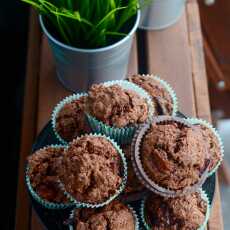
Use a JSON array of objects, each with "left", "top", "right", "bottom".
[
  {"left": 39, "top": 12, "right": 140, "bottom": 92},
  {"left": 139, "top": 0, "right": 186, "bottom": 30}
]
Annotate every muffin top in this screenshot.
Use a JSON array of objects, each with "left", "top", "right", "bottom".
[
  {"left": 60, "top": 136, "right": 123, "bottom": 203},
  {"left": 122, "top": 145, "right": 144, "bottom": 194},
  {"left": 87, "top": 84, "right": 148, "bottom": 128},
  {"left": 145, "top": 192, "right": 207, "bottom": 230},
  {"left": 27, "top": 146, "right": 68, "bottom": 203},
  {"left": 141, "top": 120, "right": 208, "bottom": 190},
  {"left": 74, "top": 200, "right": 135, "bottom": 230},
  {"left": 197, "top": 124, "right": 222, "bottom": 172},
  {"left": 127, "top": 75, "right": 173, "bottom": 115},
  {"left": 55, "top": 96, "right": 89, "bottom": 142}
]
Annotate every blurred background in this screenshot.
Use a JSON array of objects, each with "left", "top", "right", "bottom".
[{"left": 2, "top": 0, "right": 230, "bottom": 229}]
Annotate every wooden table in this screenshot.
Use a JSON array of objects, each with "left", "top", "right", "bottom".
[{"left": 15, "top": 1, "right": 224, "bottom": 229}]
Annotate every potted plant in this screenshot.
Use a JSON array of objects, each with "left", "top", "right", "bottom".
[
  {"left": 139, "top": 0, "right": 186, "bottom": 30},
  {"left": 22, "top": 0, "right": 140, "bottom": 92}
]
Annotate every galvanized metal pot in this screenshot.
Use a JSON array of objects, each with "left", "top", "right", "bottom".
[
  {"left": 139, "top": 0, "right": 186, "bottom": 30},
  {"left": 39, "top": 12, "right": 140, "bottom": 92}
]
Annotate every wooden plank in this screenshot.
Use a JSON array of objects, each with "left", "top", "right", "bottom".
[
  {"left": 30, "top": 35, "right": 138, "bottom": 230},
  {"left": 209, "top": 177, "right": 224, "bottom": 230},
  {"left": 15, "top": 9, "right": 41, "bottom": 230},
  {"left": 37, "top": 37, "right": 70, "bottom": 133},
  {"left": 145, "top": 10, "right": 196, "bottom": 116},
  {"left": 186, "top": 1, "right": 211, "bottom": 121},
  {"left": 186, "top": 2, "right": 223, "bottom": 230}
]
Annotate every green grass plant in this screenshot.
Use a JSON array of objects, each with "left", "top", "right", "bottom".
[{"left": 22, "top": 0, "right": 141, "bottom": 48}]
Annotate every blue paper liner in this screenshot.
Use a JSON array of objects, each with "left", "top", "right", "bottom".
[
  {"left": 26, "top": 145, "right": 74, "bottom": 209},
  {"left": 86, "top": 80, "right": 154, "bottom": 145},
  {"left": 59, "top": 133, "right": 128, "bottom": 208},
  {"left": 51, "top": 93, "right": 88, "bottom": 145}
]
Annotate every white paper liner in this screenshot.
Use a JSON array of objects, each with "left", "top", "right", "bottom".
[
  {"left": 131, "top": 116, "right": 210, "bottom": 197},
  {"left": 186, "top": 117, "right": 224, "bottom": 176}
]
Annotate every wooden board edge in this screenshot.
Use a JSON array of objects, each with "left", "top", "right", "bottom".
[{"left": 186, "top": 2, "right": 224, "bottom": 230}]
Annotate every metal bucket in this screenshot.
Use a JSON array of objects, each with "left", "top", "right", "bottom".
[
  {"left": 139, "top": 0, "right": 186, "bottom": 30},
  {"left": 39, "top": 12, "right": 140, "bottom": 92}
]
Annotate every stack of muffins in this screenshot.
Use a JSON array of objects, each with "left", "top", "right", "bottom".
[{"left": 26, "top": 75, "right": 224, "bottom": 230}]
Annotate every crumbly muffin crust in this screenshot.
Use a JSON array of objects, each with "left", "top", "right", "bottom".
[
  {"left": 28, "top": 146, "right": 68, "bottom": 203},
  {"left": 122, "top": 145, "right": 144, "bottom": 194},
  {"left": 87, "top": 84, "right": 148, "bottom": 128},
  {"left": 60, "top": 136, "right": 123, "bottom": 203},
  {"left": 145, "top": 192, "right": 207, "bottom": 230},
  {"left": 127, "top": 75, "right": 173, "bottom": 115},
  {"left": 141, "top": 121, "right": 209, "bottom": 190},
  {"left": 55, "top": 96, "right": 89, "bottom": 141},
  {"left": 197, "top": 124, "right": 222, "bottom": 172},
  {"left": 75, "top": 201, "right": 135, "bottom": 230}
]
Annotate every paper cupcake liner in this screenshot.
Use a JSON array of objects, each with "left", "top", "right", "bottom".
[
  {"left": 59, "top": 133, "right": 128, "bottom": 208},
  {"left": 68, "top": 204, "right": 140, "bottom": 230},
  {"left": 131, "top": 116, "right": 210, "bottom": 198},
  {"left": 51, "top": 93, "right": 88, "bottom": 145},
  {"left": 86, "top": 80, "right": 154, "bottom": 145},
  {"left": 140, "top": 189, "right": 210, "bottom": 230},
  {"left": 186, "top": 117, "right": 224, "bottom": 177},
  {"left": 140, "top": 74, "right": 178, "bottom": 116},
  {"left": 26, "top": 145, "right": 74, "bottom": 210}
]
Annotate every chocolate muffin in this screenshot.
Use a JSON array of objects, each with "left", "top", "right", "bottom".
[
  {"left": 127, "top": 75, "right": 174, "bottom": 115},
  {"left": 74, "top": 201, "right": 135, "bottom": 230},
  {"left": 87, "top": 83, "right": 148, "bottom": 128},
  {"left": 196, "top": 124, "right": 222, "bottom": 173},
  {"left": 60, "top": 135, "right": 124, "bottom": 204},
  {"left": 27, "top": 146, "right": 68, "bottom": 203},
  {"left": 55, "top": 95, "right": 89, "bottom": 142},
  {"left": 141, "top": 119, "right": 209, "bottom": 190},
  {"left": 122, "top": 145, "right": 144, "bottom": 194},
  {"left": 144, "top": 192, "right": 207, "bottom": 230}
]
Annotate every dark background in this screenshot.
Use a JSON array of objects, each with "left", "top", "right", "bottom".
[{"left": 1, "top": 1, "right": 29, "bottom": 229}]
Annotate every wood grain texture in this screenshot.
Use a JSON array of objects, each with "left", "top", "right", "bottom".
[
  {"left": 15, "top": 9, "right": 41, "bottom": 230},
  {"left": 145, "top": 10, "right": 196, "bottom": 116},
  {"left": 186, "top": 1, "right": 211, "bottom": 121},
  {"left": 208, "top": 177, "right": 224, "bottom": 230},
  {"left": 186, "top": 2, "right": 224, "bottom": 229}
]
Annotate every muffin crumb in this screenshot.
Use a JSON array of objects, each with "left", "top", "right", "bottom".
[
  {"left": 60, "top": 136, "right": 123, "bottom": 203},
  {"left": 141, "top": 120, "right": 208, "bottom": 190},
  {"left": 75, "top": 200, "right": 135, "bottom": 230},
  {"left": 87, "top": 84, "right": 148, "bottom": 128},
  {"left": 28, "top": 146, "right": 68, "bottom": 203},
  {"left": 128, "top": 75, "right": 173, "bottom": 115}
]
